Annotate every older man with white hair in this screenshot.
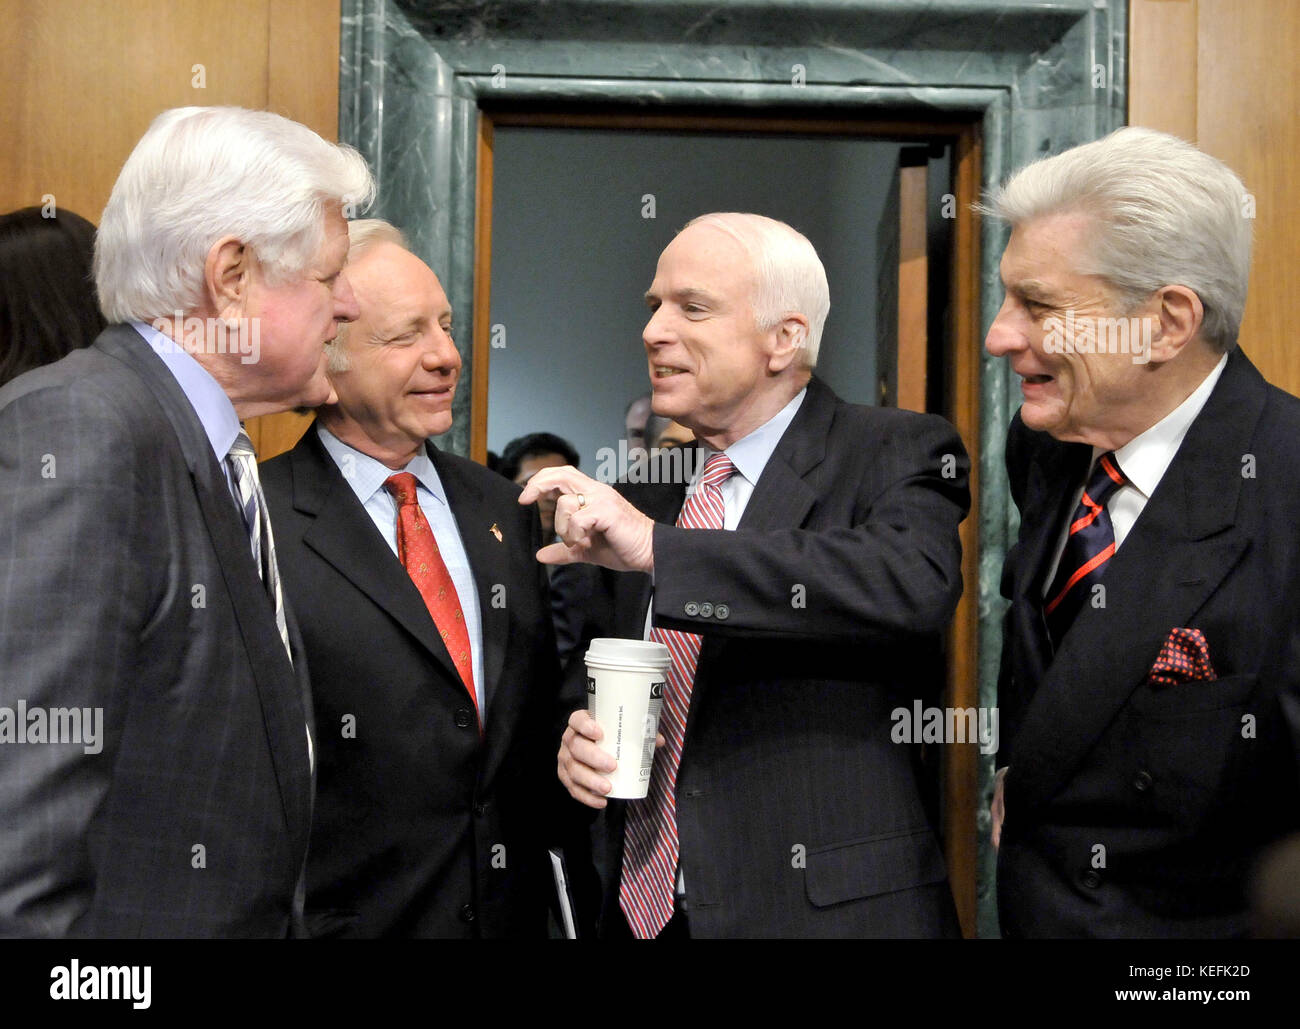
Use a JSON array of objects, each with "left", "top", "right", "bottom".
[
  {"left": 986, "top": 126, "right": 1300, "bottom": 937},
  {"left": 0, "top": 105, "right": 373, "bottom": 937},
  {"left": 523, "top": 212, "right": 971, "bottom": 938}
]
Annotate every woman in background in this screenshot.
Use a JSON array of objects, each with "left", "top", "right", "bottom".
[{"left": 0, "top": 206, "right": 105, "bottom": 387}]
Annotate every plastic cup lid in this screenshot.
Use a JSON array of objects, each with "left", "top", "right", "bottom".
[{"left": 585, "top": 637, "right": 671, "bottom": 669}]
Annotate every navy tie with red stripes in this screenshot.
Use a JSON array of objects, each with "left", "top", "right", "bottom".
[{"left": 1044, "top": 451, "right": 1128, "bottom": 649}]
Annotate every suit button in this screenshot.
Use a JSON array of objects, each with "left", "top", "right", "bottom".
[
  {"left": 459, "top": 903, "right": 476, "bottom": 923},
  {"left": 699, "top": 602, "right": 714, "bottom": 617},
  {"left": 1133, "top": 771, "right": 1153, "bottom": 792},
  {"left": 684, "top": 601, "right": 700, "bottom": 616},
  {"left": 1080, "top": 870, "right": 1103, "bottom": 889},
  {"left": 474, "top": 802, "right": 486, "bottom": 817},
  {"left": 454, "top": 708, "right": 473, "bottom": 728},
  {"left": 715, "top": 604, "right": 729, "bottom": 620}
]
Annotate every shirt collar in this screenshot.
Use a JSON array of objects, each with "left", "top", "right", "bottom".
[
  {"left": 710, "top": 386, "right": 808, "bottom": 486},
  {"left": 1106, "top": 352, "right": 1229, "bottom": 499},
  {"left": 131, "top": 320, "right": 241, "bottom": 462},
  {"left": 317, "top": 424, "right": 447, "bottom": 508}
]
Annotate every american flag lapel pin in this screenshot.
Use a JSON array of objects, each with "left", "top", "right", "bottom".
[{"left": 490, "top": 523, "right": 503, "bottom": 542}]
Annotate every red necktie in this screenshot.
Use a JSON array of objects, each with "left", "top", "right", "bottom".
[
  {"left": 1044, "top": 452, "right": 1128, "bottom": 648},
  {"left": 384, "top": 473, "right": 477, "bottom": 721},
  {"left": 620, "top": 451, "right": 734, "bottom": 939}
]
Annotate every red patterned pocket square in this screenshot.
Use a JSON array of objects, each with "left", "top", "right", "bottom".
[{"left": 1147, "top": 627, "right": 1217, "bottom": 686}]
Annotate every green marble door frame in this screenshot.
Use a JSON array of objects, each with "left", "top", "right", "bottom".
[{"left": 340, "top": 0, "right": 1128, "bottom": 937}]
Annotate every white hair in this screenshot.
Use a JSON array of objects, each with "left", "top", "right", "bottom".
[
  {"left": 684, "top": 212, "right": 830, "bottom": 367},
  {"left": 94, "top": 106, "right": 375, "bottom": 323},
  {"left": 983, "top": 126, "right": 1251, "bottom": 351},
  {"left": 325, "top": 219, "right": 410, "bottom": 370},
  {"left": 346, "top": 217, "right": 407, "bottom": 258}
]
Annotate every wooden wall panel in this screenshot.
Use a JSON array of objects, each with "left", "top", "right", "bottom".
[
  {"left": 1128, "top": 0, "right": 1198, "bottom": 142},
  {"left": 254, "top": 0, "right": 344, "bottom": 459},
  {"left": 1130, "top": 0, "right": 1300, "bottom": 398},
  {"left": 0, "top": 0, "right": 341, "bottom": 458},
  {"left": 268, "top": 0, "right": 340, "bottom": 138},
  {"left": 1195, "top": 0, "right": 1300, "bottom": 398},
  {"left": 0, "top": 0, "right": 271, "bottom": 216}
]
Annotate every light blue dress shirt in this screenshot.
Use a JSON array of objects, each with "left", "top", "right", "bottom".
[
  {"left": 131, "top": 321, "right": 241, "bottom": 466},
  {"left": 710, "top": 385, "right": 807, "bottom": 528},
  {"left": 131, "top": 322, "right": 313, "bottom": 767},
  {"left": 317, "top": 424, "right": 486, "bottom": 712}
]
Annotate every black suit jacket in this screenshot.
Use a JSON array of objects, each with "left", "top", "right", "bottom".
[
  {"left": 261, "top": 427, "right": 579, "bottom": 937},
  {"left": 0, "top": 325, "right": 314, "bottom": 937},
  {"left": 564, "top": 377, "right": 970, "bottom": 938},
  {"left": 996, "top": 347, "right": 1300, "bottom": 937}
]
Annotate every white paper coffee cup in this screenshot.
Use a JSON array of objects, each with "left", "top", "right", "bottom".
[{"left": 585, "top": 638, "right": 671, "bottom": 799}]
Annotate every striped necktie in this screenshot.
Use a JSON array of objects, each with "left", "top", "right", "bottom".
[
  {"left": 227, "top": 430, "right": 314, "bottom": 773},
  {"left": 226, "top": 431, "right": 292, "bottom": 662},
  {"left": 1044, "top": 451, "right": 1128, "bottom": 648},
  {"left": 620, "top": 451, "right": 734, "bottom": 939}
]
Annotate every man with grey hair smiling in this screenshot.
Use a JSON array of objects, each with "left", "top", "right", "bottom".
[
  {"left": 260, "top": 219, "right": 575, "bottom": 937},
  {"left": 524, "top": 212, "right": 970, "bottom": 937},
  {"left": 987, "top": 126, "right": 1300, "bottom": 937},
  {"left": 0, "top": 106, "right": 373, "bottom": 936}
]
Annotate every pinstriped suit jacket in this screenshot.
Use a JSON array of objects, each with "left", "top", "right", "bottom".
[
  {"left": 565, "top": 376, "right": 970, "bottom": 937},
  {"left": 996, "top": 347, "right": 1300, "bottom": 937},
  {"left": 0, "top": 325, "right": 314, "bottom": 937}
]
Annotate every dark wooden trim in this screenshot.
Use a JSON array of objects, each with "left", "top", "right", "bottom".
[
  {"left": 897, "top": 160, "right": 929, "bottom": 414},
  {"left": 943, "top": 121, "right": 983, "bottom": 939},
  {"left": 473, "top": 108, "right": 984, "bottom": 932},
  {"left": 487, "top": 108, "right": 972, "bottom": 140}
]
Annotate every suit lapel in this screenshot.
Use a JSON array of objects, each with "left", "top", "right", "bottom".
[
  {"left": 1009, "top": 440, "right": 1092, "bottom": 698},
  {"left": 289, "top": 429, "right": 464, "bottom": 689},
  {"left": 734, "top": 377, "right": 832, "bottom": 532},
  {"left": 683, "top": 378, "right": 832, "bottom": 743},
  {"left": 430, "top": 445, "right": 513, "bottom": 728},
  {"left": 97, "top": 327, "right": 312, "bottom": 849},
  {"left": 1009, "top": 350, "right": 1265, "bottom": 817}
]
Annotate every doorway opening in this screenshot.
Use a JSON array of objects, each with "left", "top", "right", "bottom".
[{"left": 473, "top": 106, "right": 984, "bottom": 934}]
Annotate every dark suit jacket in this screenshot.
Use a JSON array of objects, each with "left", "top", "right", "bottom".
[
  {"left": 261, "top": 427, "right": 580, "bottom": 937},
  {"left": 996, "top": 347, "right": 1300, "bottom": 937},
  {"left": 563, "top": 377, "right": 970, "bottom": 938},
  {"left": 0, "top": 325, "right": 314, "bottom": 937}
]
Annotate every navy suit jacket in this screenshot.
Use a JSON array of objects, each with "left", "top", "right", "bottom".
[
  {"left": 262, "top": 427, "right": 582, "bottom": 937},
  {"left": 562, "top": 377, "right": 970, "bottom": 938},
  {"left": 996, "top": 347, "right": 1300, "bottom": 937}
]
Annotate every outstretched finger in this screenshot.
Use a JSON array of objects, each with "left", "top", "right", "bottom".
[{"left": 517, "top": 465, "right": 595, "bottom": 506}]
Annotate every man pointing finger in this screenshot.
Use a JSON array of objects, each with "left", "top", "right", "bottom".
[{"left": 525, "top": 212, "right": 971, "bottom": 939}]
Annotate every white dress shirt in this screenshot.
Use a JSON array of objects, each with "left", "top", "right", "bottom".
[
  {"left": 318, "top": 425, "right": 485, "bottom": 712},
  {"left": 1044, "top": 353, "right": 1229, "bottom": 590}
]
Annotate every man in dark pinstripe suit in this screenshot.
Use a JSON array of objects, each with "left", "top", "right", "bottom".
[
  {"left": 524, "top": 213, "right": 970, "bottom": 938},
  {"left": 0, "top": 106, "right": 373, "bottom": 936}
]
